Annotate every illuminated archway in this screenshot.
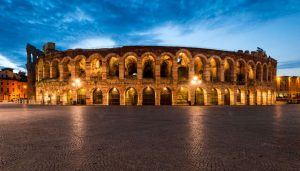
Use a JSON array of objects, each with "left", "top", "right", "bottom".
[
  {"left": 224, "top": 88, "right": 230, "bottom": 105},
  {"left": 160, "top": 87, "right": 172, "bottom": 105},
  {"left": 195, "top": 87, "right": 204, "bottom": 105},
  {"left": 177, "top": 53, "right": 190, "bottom": 81},
  {"left": 142, "top": 55, "right": 155, "bottom": 79},
  {"left": 210, "top": 88, "right": 218, "bottom": 105},
  {"left": 77, "top": 88, "right": 86, "bottom": 105},
  {"left": 44, "top": 62, "right": 50, "bottom": 79},
  {"left": 125, "top": 56, "right": 137, "bottom": 79},
  {"left": 93, "top": 89, "right": 103, "bottom": 104},
  {"left": 91, "top": 58, "right": 102, "bottom": 78},
  {"left": 62, "top": 58, "right": 72, "bottom": 80},
  {"left": 160, "top": 55, "right": 172, "bottom": 78},
  {"left": 125, "top": 87, "right": 138, "bottom": 105},
  {"left": 224, "top": 59, "right": 234, "bottom": 82},
  {"left": 107, "top": 57, "right": 119, "bottom": 78},
  {"left": 236, "top": 60, "right": 246, "bottom": 84},
  {"left": 194, "top": 57, "right": 205, "bottom": 80},
  {"left": 176, "top": 87, "right": 189, "bottom": 105},
  {"left": 51, "top": 60, "right": 59, "bottom": 79},
  {"left": 210, "top": 58, "right": 220, "bottom": 82},
  {"left": 109, "top": 88, "right": 120, "bottom": 105},
  {"left": 142, "top": 87, "right": 155, "bottom": 105},
  {"left": 75, "top": 57, "right": 86, "bottom": 78}
]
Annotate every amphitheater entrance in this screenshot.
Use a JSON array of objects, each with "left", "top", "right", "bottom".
[
  {"left": 109, "top": 88, "right": 120, "bottom": 105},
  {"left": 224, "top": 88, "right": 230, "bottom": 105},
  {"left": 142, "top": 87, "right": 155, "bottom": 105},
  {"left": 125, "top": 87, "right": 138, "bottom": 106},
  {"left": 93, "top": 89, "right": 103, "bottom": 104},
  {"left": 177, "top": 87, "right": 189, "bottom": 105},
  {"left": 195, "top": 88, "right": 204, "bottom": 105},
  {"left": 77, "top": 88, "right": 86, "bottom": 105},
  {"left": 160, "top": 87, "right": 172, "bottom": 105},
  {"left": 210, "top": 88, "right": 218, "bottom": 105}
]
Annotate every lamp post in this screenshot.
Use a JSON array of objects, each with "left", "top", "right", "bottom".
[
  {"left": 72, "top": 78, "right": 81, "bottom": 105},
  {"left": 191, "top": 76, "right": 202, "bottom": 105}
]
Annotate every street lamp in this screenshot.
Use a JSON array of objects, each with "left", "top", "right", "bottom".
[
  {"left": 72, "top": 78, "right": 81, "bottom": 104},
  {"left": 191, "top": 76, "right": 202, "bottom": 85}
]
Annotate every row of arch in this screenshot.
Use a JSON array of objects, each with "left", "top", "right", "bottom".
[
  {"left": 37, "top": 51, "right": 276, "bottom": 84},
  {"left": 40, "top": 87, "right": 274, "bottom": 106}
]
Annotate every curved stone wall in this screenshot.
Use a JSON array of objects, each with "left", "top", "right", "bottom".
[{"left": 34, "top": 46, "right": 277, "bottom": 105}]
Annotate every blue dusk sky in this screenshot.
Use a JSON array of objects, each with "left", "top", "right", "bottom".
[{"left": 0, "top": 0, "right": 300, "bottom": 75}]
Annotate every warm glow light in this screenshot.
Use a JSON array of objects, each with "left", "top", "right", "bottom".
[
  {"left": 72, "top": 83, "right": 76, "bottom": 87},
  {"left": 75, "top": 78, "right": 80, "bottom": 83}
]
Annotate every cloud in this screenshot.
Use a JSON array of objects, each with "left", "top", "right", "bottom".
[
  {"left": 69, "top": 37, "right": 116, "bottom": 49},
  {"left": 0, "top": 53, "right": 26, "bottom": 72},
  {"left": 62, "top": 7, "right": 93, "bottom": 23}
]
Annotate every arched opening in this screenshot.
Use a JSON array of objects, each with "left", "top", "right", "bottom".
[
  {"left": 248, "top": 63, "right": 255, "bottom": 85},
  {"left": 107, "top": 57, "right": 119, "bottom": 78},
  {"left": 224, "top": 59, "right": 234, "bottom": 82},
  {"left": 176, "top": 87, "right": 189, "bottom": 105},
  {"left": 210, "top": 88, "right": 218, "bottom": 105},
  {"left": 125, "top": 87, "right": 138, "bottom": 105},
  {"left": 160, "top": 87, "right": 172, "bottom": 105},
  {"left": 109, "top": 88, "right": 120, "bottom": 105},
  {"left": 51, "top": 60, "right": 59, "bottom": 79},
  {"left": 75, "top": 57, "right": 86, "bottom": 78},
  {"left": 177, "top": 53, "right": 190, "bottom": 81},
  {"left": 160, "top": 55, "right": 172, "bottom": 78},
  {"left": 263, "top": 64, "right": 268, "bottom": 82},
  {"left": 125, "top": 56, "right": 137, "bottom": 79},
  {"left": 194, "top": 57, "right": 205, "bottom": 81},
  {"left": 44, "top": 62, "right": 50, "bottom": 79},
  {"left": 77, "top": 88, "right": 86, "bottom": 105},
  {"left": 142, "top": 87, "right": 155, "bottom": 105},
  {"left": 256, "top": 63, "right": 262, "bottom": 82},
  {"left": 62, "top": 58, "right": 72, "bottom": 80},
  {"left": 236, "top": 60, "right": 245, "bottom": 85},
  {"left": 236, "top": 89, "right": 242, "bottom": 103},
  {"left": 224, "top": 88, "right": 230, "bottom": 105},
  {"left": 195, "top": 88, "right": 204, "bottom": 105},
  {"left": 91, "top": 58, "right": 102, "bottom": 79},
  {"left": 210, "top": 58, "right": 220, "bottom": 82},
  {"left": 93, "top": 88, "right": 103, "bottom": 104},
  {"left": 142, "top": 55, "right": 155, "bottom": 79}
]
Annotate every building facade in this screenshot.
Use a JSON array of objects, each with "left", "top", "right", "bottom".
[
  {"left": 276, "top": 76, "right": 300, "bottom": 103},
  {"left": 26, "top": 43, "right": 277, "bottom": 105},
  {"left": 0, "top": 68, "right": 27, "bottom": 102}
]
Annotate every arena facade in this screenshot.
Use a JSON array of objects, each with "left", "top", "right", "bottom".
[{"left": 26, "top": 42, "right": 277, "bottom": 106}]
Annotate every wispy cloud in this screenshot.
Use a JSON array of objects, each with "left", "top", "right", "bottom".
[
  {"left": 69, "top": 37, "right": 116, "bottom": 49},
  {"left": 0, "top": 53, "right": 26, "bottom": 72}
]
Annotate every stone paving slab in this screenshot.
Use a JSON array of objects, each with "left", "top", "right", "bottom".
[{"left": 0, "top": 104, "right": 300, "bottom": 170}]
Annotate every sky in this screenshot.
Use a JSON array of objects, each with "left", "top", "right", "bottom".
[{"left": 0, "top": 0, "right": 300, "bottom": 75}]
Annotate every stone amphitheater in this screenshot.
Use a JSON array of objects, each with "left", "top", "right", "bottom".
[{"left": 26, "top": 42, "right": 277, "bottom": 105}]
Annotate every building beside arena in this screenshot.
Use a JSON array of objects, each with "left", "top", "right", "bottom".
[
  {"left": 276, "top": 76, "right": 300, "bottom": 104},
  {"left": 0, "top": 68, "right": 27, "bottom": 102},
  {"left": 26, "top": 42, "right": 277, "bottom": 105}
]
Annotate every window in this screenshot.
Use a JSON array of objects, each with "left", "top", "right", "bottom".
[
  {"left": 1, "top": 88, "right": 3, "bottom": 92},
  {"left": 7, "top": 88, "right": 9, "bottom": 92}
]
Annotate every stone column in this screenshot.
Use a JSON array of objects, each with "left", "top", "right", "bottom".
[
  {"left": 219, "top": 89, "right": 224, "bottom": 105},
  {"left": 155, "top": 88, "right": 160, "bottom": 106},
  {"left": 190, "top": 87, "right": 195, "bottom": 105},
  {"left": 137, "top": 59, "right": 142, "bottom": 80},
  {"left": 189, "top": 60, "right": 194, "bottom": 81},
  {"left": 172, "top": 88, "right": 177, "bottom": 105},
  {"left": 206, "top": 91, "right": 211, "bottom": 105},
  {"left": 85, "top": 62, "right": 91, "bottom": 81},
  {"left": 137, "top": 88, "right": 142, "bottom": 106},
  {"left": 119, "top": 60, "right": 124, "bottom": 80},
  {"left": 59, "top": 63, "right": 64, "bottom": 81},
  {"left": 219, "top": 62, "right": 224, "bottom": 82},
  {"left": 172, "top": 60, "right": 178, "bottom": 82},
  {"left": 102, "top": 61, "right": 107, "bottom": 80},
  {"left": 86, "top": 89, "right": 93, "bottom": 105},
  {"left": 102, "top": 88, "right": 108, "bottom": 105},
  {"left": 120, "top": 88, "right": 125, "bottom": 105},
  {"left": 70, "top": 61, "right": 76, "bottom": 81},
  {"left": 204, "top": 64, "right": 210, "bottom": 82},
  {"left": 155, "top": 61, "right": 160, "bottom": 83}
]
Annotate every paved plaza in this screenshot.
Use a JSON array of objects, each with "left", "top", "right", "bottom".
[{"left": 0, "top": 104, "right": 299, "bottom": 170}]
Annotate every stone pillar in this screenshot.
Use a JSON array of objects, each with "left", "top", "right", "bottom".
[
  {"left": 120, "top": 88, "right": 125, "bottom": 105},
  {"left": 85, "top": 62, "right": 91, "bottom": 81},
  {"left": 86, "top": 89, "right": 93, "bottom": 105},
  {"left": 119, "top": 60, "right": 124, "bottom": 80},
  {"left": 190, "top": 87, "right": 195, "bottom": 105},
  {"left": 155, "top": 61, "right": 160, "bottom": 83},
  {"left": 172, "top": 88, "right": 177, "bottom": 105},
  {"left": 233, "top": 88, "right": 237, "bottom": 105},
  {"left": 102, "top": 61, "right": 107, "bottom": 80},
  {"left": 189, "top": 60, "right": 194, "bottom": 81},
  {"left": 71, "top": 89, "right": 77, "bottom": 105},
  {"left": 59, "top": 63, "right": 64, "bottom": 81},
  {"left": 204, "top": 64, "right": 210, "bottom": 82},
  {"left": 137, "top": 59, "right": 142, "bottom": 80},
  {"left": 219, "top": 89, "right": 224, "bottom": 105},
  {"left": 219, "top": 62, "right": 224, "bottom": 82},
  {"left": 103, "top": 88, "right": 108, "bottom": 105},
  {"left": 206, "top": 91, "right": 211, "bottom": 105},
  {"left": 172, "top": 60, "right": 178, "bottom": 82},
  {"left": 155, "top": 88, "right": 160, "bottom": 105},
  {"left": 70, "top": 61, "right": 76, "bottom": 81},
  {"left": 137, "top": 88, "right": 142, "bottom": 106}
]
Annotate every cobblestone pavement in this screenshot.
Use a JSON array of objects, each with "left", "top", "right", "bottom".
[{"left": 0, "top": 104, "right": 299, "bottom": 170}]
